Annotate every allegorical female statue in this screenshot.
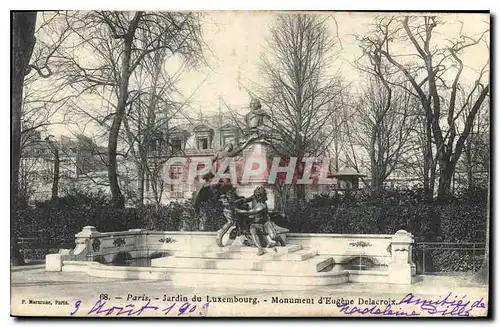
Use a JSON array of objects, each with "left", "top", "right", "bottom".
[{"left": 234, "top": 186, "right": 286, "bottom": 255}]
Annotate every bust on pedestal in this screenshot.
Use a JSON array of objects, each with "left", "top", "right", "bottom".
[
  {"left": 244, "top": 97, "right": 270, "bottom": 141},
  {"left": 237, "top": 97, "right": 274, "bottom": 209}
]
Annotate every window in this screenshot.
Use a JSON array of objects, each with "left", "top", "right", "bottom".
[
  {"left": 171, "top": 139, "right": 182, "bottom": 152},
  {"left": 31, "top": 172, "right": 39, "bottom": 183},
  {"left": 148, "top": 139, "right": 158, "bottom": 154},
  {"left": 193, "top": 125, "right": 213, "bottom": 150},
  {"left": 148, "top": 132, "right": 164, "bottom": 154},
  {"left": 171, "top": 189, "right": 184, "bottom": 199},
  {"left": 198, "top": 137, "right": 209, "bottom": 150}
]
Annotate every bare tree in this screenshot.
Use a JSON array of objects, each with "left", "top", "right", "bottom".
[
  {"left": 35, "top": 11, "right": 206, "bottom": 208},
  {"left": 122, "top": 40, "right": 209, "bottom": 207},
  {"left": 458, "top": 91, "right": 489, "bottom": 188},
  {"left": 361, "top": 16, "right": 489, "bottom": 200},
  {"left": 257, "top": 13, "right": 344, "bottom": 200},
  {"left": 121, "top": 45, "right": 170, "bottom": 207},
  {"left": 122, "top": 79, "right": 180, "bottom": 207},
  {"left": 328, "top": 90, "right": 353, "bottom": 173},
  {"left": 352, "top": 77, "right": 414, "bottom": 192},
  {"left": 20, "top": 73, "right": 77, "bottom": 203}
]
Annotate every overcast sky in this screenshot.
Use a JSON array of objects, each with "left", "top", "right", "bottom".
[{"left": 170, "top": 11, "right": 489, "bottom": 114}]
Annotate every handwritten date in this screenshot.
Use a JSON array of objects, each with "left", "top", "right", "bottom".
[{"left": 70, "top": 299, "right": 209, "bottom": 317}]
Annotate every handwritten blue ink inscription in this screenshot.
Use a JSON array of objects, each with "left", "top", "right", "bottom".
[
  {"left": 337, "top": 292, "right": 487, "bottom": 317},
  {"left": 398, "top": 292, "right": 486, "bottom": 317},
  {"left": 70, "top": 299, "right": 209, "bottom": 317},
  {"left": 337, "top": 303, "right": 419, "bottom": 317}
]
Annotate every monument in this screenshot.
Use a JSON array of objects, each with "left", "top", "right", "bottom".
[
  {"left": 41, "top": 97, "right": 416, "bottom": 288},
  {"left": 194, "top": 97, "right": 287, "bottom": 253},
  {"left": 39, "top": 97, "right": 416, "bottom": 296}
]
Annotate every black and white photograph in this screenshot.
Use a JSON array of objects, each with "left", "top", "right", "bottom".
[{"left": 10, "top": 9, "right": 490, "bottom": 318}]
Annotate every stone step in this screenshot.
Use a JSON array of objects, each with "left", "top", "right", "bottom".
[
  {"left": 171, "top": 248, "right": 316, "bottom": 262},
  {"left": 286, "top": 249, "right": 318, "bottom": 261},
  {"left": 152, "top": 257, "right": 262, "bottom": 270},
  {"left": 151, "top": 251, "right": 322, "bottom": 271},
  {"left": 204, "top": 244, "right": 303, "bottom": 254},
  {"left": 166, "top": 268, "right": 349, "bottom": 287},
  {"left": 259, "top": 257, "right": 334, "bottom": 273}
]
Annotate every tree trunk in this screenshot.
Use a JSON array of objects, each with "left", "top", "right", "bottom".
[
  {"left": 429, "top": 154, "right": 438, "bottom": 199},
  {"left": 295, "top": 184, "right": 306, "bottom": 202},
  {"left": 467, "top": 166, "right": 474, "bottom": 189},
  {"left": 108, "top": 104, "right": 127, "bottom": 209},
  {"left": 51, "top": 147, "right": 60, "bottom": 201},
  {"left": 465, "top": 148, "right": 474, "bottom": 188},
  {"left": 437, "top": 161, "right": 455, "bottom": 201},
  {"left": 137, "top": 162, "right": 145, "bottom": 207},
  {"left": 107, "top": 27, "right": 136, "bottom": 209},
  {"left": 423, "top": 167, "right": 430, "bottom": 198},
  {"left": 370, "top": 154, "right": 384, "bottom": 193},
  {"left": 137, "top": 48, "right": 161, "bottom": 208},
  {"left": 295, "top": 153, "right": 306, "bottom": 201},
  {"left": 11, "top": 11, "right": 37, "bottom": 266},
  {"left": 371, "top": 175, "right": 383, "bottom": 193},
  {"left": 423, "top": 120, "right": 433, "bottom": 201}
]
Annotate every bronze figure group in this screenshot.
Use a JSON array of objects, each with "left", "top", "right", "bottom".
[{"left": 216, "top": 186, "right": 286, "bottom": 255}]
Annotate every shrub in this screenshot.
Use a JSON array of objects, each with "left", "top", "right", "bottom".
[{"left": 430, "top": 250, "right": 483, "bottom": 273}]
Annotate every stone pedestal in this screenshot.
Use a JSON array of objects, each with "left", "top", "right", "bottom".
[
  {"left": 73, "top": 226, "right": 101, "bottom": 260},
  {"left": 237, "top": 140, "right": 275, "bottom": 210},
  {"left": 46, "top": 249, "right": 74, "bottom": 271},
  {"left": 388, "top": 230, "right": 414, "bottom": 284},
  {"left": 45, "top": 254, "right": 63, "bottom": 272}
]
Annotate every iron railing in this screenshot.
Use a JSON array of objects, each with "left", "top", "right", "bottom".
[{"left": 413, "top": 242, "right": 486, "bottom": 275}]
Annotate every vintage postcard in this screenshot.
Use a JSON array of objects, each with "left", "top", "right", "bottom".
[{"left": 11, "top": 10, "right": 490, "bottom": 318}]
